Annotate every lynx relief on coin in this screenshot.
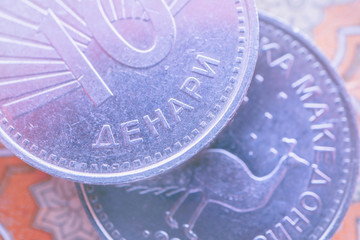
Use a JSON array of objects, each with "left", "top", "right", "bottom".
[
  {"left": 77, "top": 14, "right": 358, "bottom": 240},
  {"left": 0, "top": 0, "right": 259, "bottom": 183}
]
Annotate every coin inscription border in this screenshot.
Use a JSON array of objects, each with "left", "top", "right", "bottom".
[
  {"left": 0, "top": 0, "right": 253, "bottom": 179},
  {"left": 77, "top": 16, "right": 358, "bottom": 240}
]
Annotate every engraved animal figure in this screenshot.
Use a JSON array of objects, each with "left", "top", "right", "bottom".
[{"left": 121, "top": 138, "right": 309, "bottom": 240}]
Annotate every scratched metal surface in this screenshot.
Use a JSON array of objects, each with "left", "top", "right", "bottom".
[
  {"left": 0, "top": 0, "right": 258, "bottom": 184},
  {"left": 77, "top": 14, "right": 359, "bottom": 240},
  {"left": 0, "top": 1, "right": 359, "bottom": 240}
]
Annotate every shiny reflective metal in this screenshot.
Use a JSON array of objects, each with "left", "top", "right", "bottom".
[
  {"left": 77, "top": 14, "right": 359, "bottom": 240},
  {"left": 0, "top": 0, "right": 258, "bottom": 184}
]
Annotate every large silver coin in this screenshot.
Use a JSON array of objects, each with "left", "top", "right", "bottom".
[
  {"left": 0, "top": 0, "right": 258, "bottom": 183},
  {"left": 77, "top": 13, "right": 359, "bottom": 239}
]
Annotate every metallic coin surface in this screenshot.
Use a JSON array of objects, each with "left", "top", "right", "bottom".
[
  {"left": 77, "top": 13, "right": 359, "bottom": 240},
  {"left": 0, "top": 0, "right": 258, "bottom": 184}
]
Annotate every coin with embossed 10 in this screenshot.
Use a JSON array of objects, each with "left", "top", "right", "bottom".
[
  {"left": 0, "top": 0, "right": 258, "bottom": 183},
  {"left": 77, "top": 13, "right": 359, "bottom": 240}
]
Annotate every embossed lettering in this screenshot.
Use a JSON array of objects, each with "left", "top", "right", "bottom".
[
  {"left": 268, "top": 53, "right": 294, "bottom": 71},
  {"left": 92, "top": 125, "right": 119, "bottom": 148},
  {"left": 283, "top": 208, "right": 310, "bottom": 233},
  {"left": 311, "top": 123, "right": 335, "bottom": 143},
  {"left": 292, "top": 74, "right": 321, "bottom": 101},
  {"left": 180, "top": 77, "right": 202, "bottom": 101},
  {"left": 299, "top": 191, "right": 322, "bottom": 212},
  {"left": 265, "top": 223, "right": 292, "bottom": 240},
  {"left": 40, "top": 9, "right": 113, "bottom": 106},
  {"left": 168, "top": 98, "right": 194, "bottom": 123},
  {"left": 254, "top": 206, "right": 313, "bottom": 239},
  {"left": 81, "top": 0, "right": 176, "bottom": 68},
  {"left": 303, "top": 103, "right": 329, "bottom": 123},
  {"left": 314, "top": 146, "right": 336, "bottom": 164},
  {"left": 192, "top": 55, "right": 220, "bottom": 78},
  {"left": 121, "top": 120, "right": 143, "bottom": 146},
  {"left": 143, "top": 109, "right": 171, "bottom": 137},
  {"left": 255, "top": 223, "right": 293, "bottom": 240},
  {"left": 261, "top": 37, "right": 294, "bottom": 71},
  {"left": 310, "top": 165, "right": 331, "bottom": 185}
]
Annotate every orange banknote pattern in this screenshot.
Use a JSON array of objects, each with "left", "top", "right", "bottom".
[
  {"left": 0, "top": 146, "right": 100, "bottom": 240},
  {"left": 0, "top": 0, "right": 360, "bottom": 239},
  {"left": 313, "top": 1, "right": 360, "bottom": 239}
]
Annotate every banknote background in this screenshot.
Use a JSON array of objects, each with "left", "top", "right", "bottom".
[{"left": 0, "top": 0, "right": 359, "bottom": 239}]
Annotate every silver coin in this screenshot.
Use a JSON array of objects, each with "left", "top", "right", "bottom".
[
  {"left": 77, "top": 13, "right": 359, "bottom": 240},
  {"left": 0, "top": 0, "right": 258, "bottom": 184}
]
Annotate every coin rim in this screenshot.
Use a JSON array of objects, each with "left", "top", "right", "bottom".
[
  {"left": 258, "top": 12, "right": 359, "bottom": 240},
  {"left": 0, "top": 0, "right": 260, "bottom": 184},
  {"left": 76, "top": 12, "right": 359, "bottom": 240}
]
